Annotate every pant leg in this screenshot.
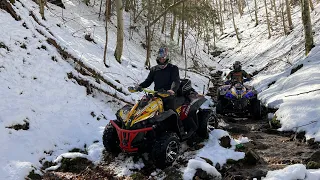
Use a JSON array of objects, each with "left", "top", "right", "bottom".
[{"left": 162, "top": 96, "right": 175, "bottom": 111}]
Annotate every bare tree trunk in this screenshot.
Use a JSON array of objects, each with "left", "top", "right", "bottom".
[
  {"left": 308, "top": 0, "right": 314, "bottom": 11},
  {"left": 223, "top": 0, "right": 227, "bottom": 11},
  {"left": 170, "top": 12, "right": 177, "bottom": 40},
  {"left": 237, "top": 0, "right": 243, "bottom": 16},
  {"left": 301, "top": 0, "right": 314, "bottom": 55},
  {"left": 103, "top": 0, "right": 109, "bottom": 67},
  {"left": 114, "top": 0, "right": 124, "bottom": 63},
  {"left": 180, "top": 2, "right": 185, "bottom": 55},
  {"left": 264, "top": 0, "right": 271, "bottom": 38},
  {"left": 125, "top": 0, "right": 131, "bottom": 11},
  {"left": 107, "top": 0, "right": 112, "bottom": 21},
  {"left": 231, "top": 0, "right": 241, "bottom": 43},
  {"left": 39, "top": 0, "right": 45, "bottom": 20},
  {"left": 145, "top": 0, "right": 151, "bottom": 69},
  {"left": 98, "top": 0, "right": 103, "bottom": 19},
  {"left": 254, "top": 0, "right": 259, "bottom": 26},
  {"left": 161, "top": 13, "right": 167, "bottom": 34},
  {"left": 281, "top": 0, "right": 288, "bottom": 35},
  {"left": 217, "top": 0, "right": 224, "bottom": 34},
  {"left": 273, "top": 0, "right": 278, "bottom": 23},
  {"left": 285, "top": 0, "right": 293, "bottom": 30}
]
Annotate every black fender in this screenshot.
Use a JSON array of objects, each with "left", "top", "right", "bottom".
[
  {"left": 151, "top": 109, "right": 183, "bottom": 139},
  {"left": 188, "top": 96, "right": 207, "bottom": 115}
]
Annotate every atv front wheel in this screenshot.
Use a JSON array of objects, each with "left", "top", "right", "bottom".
[
  {"left": 197, "top": 110, "right": 216, "bottom": 139},
  {"left": 102, "top": 123, "right": 120, "bottom": 153},
  {"left": 216, "top": 100, "right": 223, "bottom": 115},
  {"left": 151, "top": 132, "right": 180, "bottom": 168}
]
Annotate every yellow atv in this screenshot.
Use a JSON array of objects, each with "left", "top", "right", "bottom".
[{"left": 103, "top": 82, "right": 216, "bottom": 168}]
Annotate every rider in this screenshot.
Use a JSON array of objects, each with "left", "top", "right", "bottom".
[
  {"left": 226, "top": 61, "right": 251, "bottom": 83},
  {"left": 137, "top": 47, "right": 180, "bottom": 111},
  {"left": 137, "top": 47, "right": 196, "bottom": 139}
]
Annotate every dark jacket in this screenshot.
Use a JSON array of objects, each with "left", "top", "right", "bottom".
[
  {"left": 226, "top": 70, "right": 251, "bottom": 83},
  {"left": 139, "top": 63, "right": 180, "bottom": 93}
]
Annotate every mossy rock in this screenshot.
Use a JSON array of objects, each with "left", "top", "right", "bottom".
[
  {"left": 58, "top": 157, "right": 93, "bottom": 173},
  {"left": 27, "top": 170, "right": 42, "bottom": 180},
  {"left": 130, "top": 172, "right": 146, "bottom": 180},
  {"left": 163, "top": 166, "right": 183, "bottom": 180},
  {"left": 269, "top": 116, "right": 281, "bottom": 129},
  {"left": 41, "top": 161, "right": 57, "bottom": 170},
  {"left": 306, "top": 161, "right": 320, "bottom": 169}
]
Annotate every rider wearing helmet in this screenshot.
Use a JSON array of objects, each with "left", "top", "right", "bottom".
[
  {"left": 138, "top": 47, "right": 198, "bottom": 139},
  {"left": 138, "top": 47, "right": 180, "bottom": 110},
  {"left": 226, "top": 61, "right": 251, "bottom": 83}
]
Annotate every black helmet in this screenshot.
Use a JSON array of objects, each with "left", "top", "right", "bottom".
[
  {"left": 156, "top": 47, "right": 169, "bottom": 65},
  {"left": 233, "top": 61, "right": 242, "bottom": 71}
]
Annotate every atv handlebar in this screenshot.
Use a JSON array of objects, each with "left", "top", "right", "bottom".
[{"left": 128, "top": 87, "right": 171, "bottom": 98}]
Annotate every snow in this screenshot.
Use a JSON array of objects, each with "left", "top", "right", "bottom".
[
  {"left": 0, "top": 0, "right": 320, "bottom": 179},
  {"left": 262, "top": 164, "right": 320, "bottom": 180},
  {"left": 183, "top": 159, "right": 221, "bottom": 180},
  {"left": 195, "top": 130, "right": 245, "bottom": 166}
]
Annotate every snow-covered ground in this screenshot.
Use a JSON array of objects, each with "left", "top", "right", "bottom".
[{"left": 0, "top": 0, "right": 320, "bottom": 179}]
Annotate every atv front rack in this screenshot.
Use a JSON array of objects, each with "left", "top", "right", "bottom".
[{"left": 110, "top": 120, "right": 153, "bottom": 152}]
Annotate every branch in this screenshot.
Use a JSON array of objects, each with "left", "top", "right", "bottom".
[
  {"left": 285, "top": 89, "right": 320, "bottom": 97},
  {"left": 146, "top": 0, "right": 188, "bottom": 28}
]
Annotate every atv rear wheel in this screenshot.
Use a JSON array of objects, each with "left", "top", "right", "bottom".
[
  {"left": 197, "top": 110, "right": 216, "bottom": 139},
  {"left": 251, "top": 99, "right": 262, "bottom": 120},
  {"left": 102, "top": 123, "right": 120, "bottom": 153},
  {"left": 216, "top": 100, "right": 223, "bottom": 115},
  {"left": 151, "top": 132, "right": 180, "bottom": 168}
]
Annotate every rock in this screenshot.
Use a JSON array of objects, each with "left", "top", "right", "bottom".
[
  {"left": 130, "top": 172, "right": 146, "bottom": 180},
  {"left": 306, "top": 161, "right": 320, "bottom": 169},
  {"left": 163, "top": 166, "right": 183, "bottom": 180},
  {"left": 193, "top": 168, "right": 221, "bottom": 180},
  {"left": 215, "top": 163, "right": 221, "bottom": 170},
  {"left": 309, "top": 150, "right": 320, "bottom": 163},
  {"left": 219, "top": 136, "right": 231, "bottom": 148},
  {"left": 58, "top": 157, "right": 93, "bottom": 173},
  {"left": 200, "top": 157, "right": 214, "bottom": 166},
  {"left": 250, "top": 169, "right": 267, "bottom": 179},
  {"left": 244, "top": 149, "right": 260, "bottom": 165}
]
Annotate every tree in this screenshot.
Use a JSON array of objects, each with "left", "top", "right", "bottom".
[
  {"left": 285, "top": 0, "right": 293, "bottom": 30},
  {"left": 114, "top": 0, "right": 124, "bottom": 63},
  {"left": 230, "top": 0, "right": 240, "bottom": 43},
  {"left": 254, "top": 0, "right": 259, "bottom": 26},
  {"left": 301, "top": 0, "right": 314, "bottom": 55},
  {"left": 39, "top": 0, "right": 45, "bottom": 20},
  {"left": 103, "top": 0, "right": 110, "bottom": 67},
  {"left": 264, "top": 0, "right": 271, "bottom": 38},
  {"left": 280, "top": 0, "right": 288, "bottom": 35}
]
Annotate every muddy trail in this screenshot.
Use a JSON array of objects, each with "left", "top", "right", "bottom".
[{"left": 42, "top": 72, "right": 320, "bottom": 180}]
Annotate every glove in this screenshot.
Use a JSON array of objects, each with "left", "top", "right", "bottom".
[
  {"left": 134, "top": 85, "right": 142, "bottom": 92},
  {"left": 167, "top": 89, "right": 175, "bottom": 95}
]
